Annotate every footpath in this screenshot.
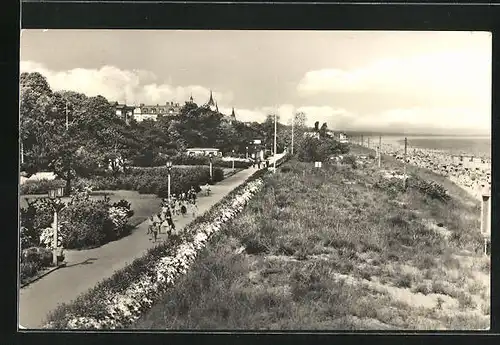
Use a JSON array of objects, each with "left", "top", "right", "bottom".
[{"left": 19, "top": 154, "right": 286, "bottom": 329}]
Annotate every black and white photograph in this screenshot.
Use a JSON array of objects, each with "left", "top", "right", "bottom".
[{"left": 18, "top": 30, "right": 491, "bottom": 330}]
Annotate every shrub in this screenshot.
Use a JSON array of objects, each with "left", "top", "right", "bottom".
[
  {"left": 20, "top": 198, "right": 54, "bottom": 249},
  {"left": 20, "top": 246, "right": 54, "bottom": 283},
  {"left": 297, "top": 137, "right": 349, "bottom": 162},
  {"left": 59, "top": 200, "right": 112, "bottom": 249},
  {"left": 342, "top": 155, "right": 357, "bottom": 169},
  {"left": 20, "top": 179, "right": 66, "bottom": 195},
  {"left": 407, "top": 176, "right": 450, "bottom": 202}
]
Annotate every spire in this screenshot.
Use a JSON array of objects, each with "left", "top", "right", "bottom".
[
  {"left": 207, "top": 90, "right": 215, "bottom": 106},
  {"left": 231, "top": 107, "right": 236, "bottom": 118},
  {"left": 189, "top": 93, "right": 193, "bottom": 102},
  {"left": 215, "top": 101, "right": 219, "bottom": 113}
]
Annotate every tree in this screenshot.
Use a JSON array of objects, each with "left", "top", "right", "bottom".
[
  {"left": 20, "top": 72, "right": 57, "bottom": 176},
  {"left": 314, "top": 121, "right": 319, "bottom": 132},
  {"left": 319, "top": 122, "right": 328, "bottom": 138}
]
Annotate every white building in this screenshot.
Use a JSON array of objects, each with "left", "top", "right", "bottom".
[{"left": 186, "top": 148, "right": 221, "bottom": 157}]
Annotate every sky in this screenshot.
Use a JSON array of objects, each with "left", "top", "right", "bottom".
[{"left": 20, "top": 30, "right": 491, "bottom": 135}]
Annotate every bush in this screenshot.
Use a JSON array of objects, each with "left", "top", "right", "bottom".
[
  {"left": 297, "top": 137, "right": 349, "bottom": 162},
  {"left": 407, "top": 176, "right": 451, "bottom": 202},
  {"left": 20, "top": 246, "right": 54, "bottom": 283},
  {"left": 57, "top": 192, "right": 134, "bottom": 249},
  {"left": 343, "top": 155, "right": 357, "bottom": 169},
  {"left": 20, "top": 179, "right": 66, "bottom": 195},
  {"left": 20, "top": 198, "right": 54, "bottom": 249}
]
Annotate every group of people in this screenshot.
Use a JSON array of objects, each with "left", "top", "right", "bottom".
[
  {"left": 252, "top": 158, "right": 270, "bottom": 169},
  {"left": 146, "top": 186, "right": 199, "bottom": 242}
]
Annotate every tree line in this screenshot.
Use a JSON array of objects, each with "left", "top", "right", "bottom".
[{"left": 20, "top": 72, "right": 316, "bottom": 194}]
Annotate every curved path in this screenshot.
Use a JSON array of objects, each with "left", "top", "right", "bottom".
[{"left": 19, "top": 164, "right": 274, "bottom": 329}]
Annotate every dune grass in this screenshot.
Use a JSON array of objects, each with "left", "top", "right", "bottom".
[{"left": 132, "top": 147, "right": 490, "bottom": 330}]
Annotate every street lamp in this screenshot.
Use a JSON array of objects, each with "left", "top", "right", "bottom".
[
  {"left": 232, "top": 149, "right": 235, "bottom": 171},
  {"left": 166, "top": 160, "right": 173, "bottom": 203},
  {"left": 209, "top": 152, "right": 213, "bottom": 182},
  {"left": 273, "top": 112, "right": 277, "bottom": 173},
  {"left": 48, "top": 187, "right": 65, "bottom": 266}
]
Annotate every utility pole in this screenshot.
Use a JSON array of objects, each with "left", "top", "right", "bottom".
[
  {"left": 20, "top": 140, "right": 24, "bottom": 164},
  {"left": 273, "top": 112, "right": 277, "bottom": 172},
  {"left": 378, "top": 135, "right": 382, "bottom": 168},
  {"left": 403, "top": 137, "right": 408, "bottom": 189},
  {"left": 291, "top": 113, "right": 294, "bottom": 155},
  {"left": 65, "top": 102, "right": 69, "bottom": 131}
]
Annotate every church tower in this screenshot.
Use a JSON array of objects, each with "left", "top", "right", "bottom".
[{"left": 204, "top": 90, "right": 218, "bottom": 112}]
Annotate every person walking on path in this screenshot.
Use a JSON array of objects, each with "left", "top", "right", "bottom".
[
  {"left": 151, "top": 220, "right": 159, "bottom": 242},
  {"left": 165, "top": 205, "right": 176, "bottom": 235},
  {"left": 146, "top": 216, "right": 154, "bottom": 236}
]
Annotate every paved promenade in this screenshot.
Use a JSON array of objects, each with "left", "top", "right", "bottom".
[{"left": 19, "top": 166, "right": 266, "bottom": 329}]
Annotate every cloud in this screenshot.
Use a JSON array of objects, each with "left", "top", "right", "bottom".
[
  {"left": 19, "top": 61, "right": 233, "bottom": 106},
  {"left": 296, "top": 50, "right": 491, "bottom": 108}
]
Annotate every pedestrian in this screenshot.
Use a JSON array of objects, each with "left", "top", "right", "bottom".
[
  {"left": 257, "top": 159, "right": 261, "bottom": 169},
  {"left": 266, "top": 160, "right": 270, "bottom": 168},
  {"left": 165, "top": 206, "right": 176, "bottom": 235},
  {"left": 180, "top": 200, "right": 187, "bottom": 217},
  {"left": 151, "top": 220, "right": 159, "bottom": 242},
  {"left": 146, "top": 215, "right": 154, "bottom": 236},
  {"left": 190, "top": 198, "right": 198, "bottom": 217}
]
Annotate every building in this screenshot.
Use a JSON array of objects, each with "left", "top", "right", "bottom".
[
  {"left": 133, "top": 101, "right": 182, "bottom": 122},
  {"left": 111, "top": 90, "right": 237, "bottom": 124},
  {"left": 113, "top": 102, "right": 135, "bottom": 123},
  {"left": 339, "top": 133, "right": 349, "bottom": 143},
  {"left": 303, "top": 131, "right": 320, "bottom": 139},
  {"left": 186, "top": 148, "right": 221, "bottom": 156},
  {"left": 223, "top": 107, "right": 237, "bottom": 125}
]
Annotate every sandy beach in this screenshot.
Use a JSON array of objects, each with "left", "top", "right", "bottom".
[{"left": 364, "top": 137, "right": 491, "bottom": 201}]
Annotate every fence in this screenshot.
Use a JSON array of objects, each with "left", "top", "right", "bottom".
[{"left": 354, "top": 134, "right": 492, "bottom": 256}]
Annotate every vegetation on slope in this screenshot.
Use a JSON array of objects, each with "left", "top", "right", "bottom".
[{"left": 133, "top": 146, "right": 489, "bottom": 330}]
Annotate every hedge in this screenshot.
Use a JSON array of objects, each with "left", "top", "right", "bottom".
[
  {"left": 20, "top": 179, "right": 66, "bottom": 195},
  {"left": 76, "top": 166, "right": 224, "bottom": 198}
]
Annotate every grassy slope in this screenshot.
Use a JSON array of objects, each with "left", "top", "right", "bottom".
[{"left": 132, "top": 146, "right": 490, "bottom": 330}]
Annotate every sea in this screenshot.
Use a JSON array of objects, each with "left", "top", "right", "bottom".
[{"left": 376, "top": 135, "right": 491, "bottom": 158}]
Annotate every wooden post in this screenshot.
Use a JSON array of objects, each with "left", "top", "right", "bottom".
[
  {"left": 378, "top": 135, "right": 382, "bottom": 168},
  {"left": 403, "top": 137, "right": 408, "bottom": 189},
  {"left": 481, "top": 186, "right": 491, "bottom": 255}
]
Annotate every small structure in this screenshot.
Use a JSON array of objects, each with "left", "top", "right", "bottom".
[
  {"left": 338, "top": 132, "right": 349, "bottom": 143},
  {"left": 186, "top": 148, "right": 221, "bottom": 157},
  {"left": 481, "top": 185, "right": 491, "bottom": 254}
]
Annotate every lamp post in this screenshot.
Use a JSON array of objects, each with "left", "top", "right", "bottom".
[
  {"left": 209, "top": 152, "right": 213, "bottom": 182},
  {"left": 48, "top": 187, "right": 65, "bottom": 266},
  {"left": 166, "top": 160, "right": 172, "bottom": 203},
  {"left": 273, "top": 112, "right": 277, "bottom": 173},
  {"left": 232, "top": 149, "right": 235, "bottom": 171}
]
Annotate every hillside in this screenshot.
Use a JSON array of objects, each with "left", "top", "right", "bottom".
[{"left": 131, "top": 145, "right": 490, "bottom": 330}]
